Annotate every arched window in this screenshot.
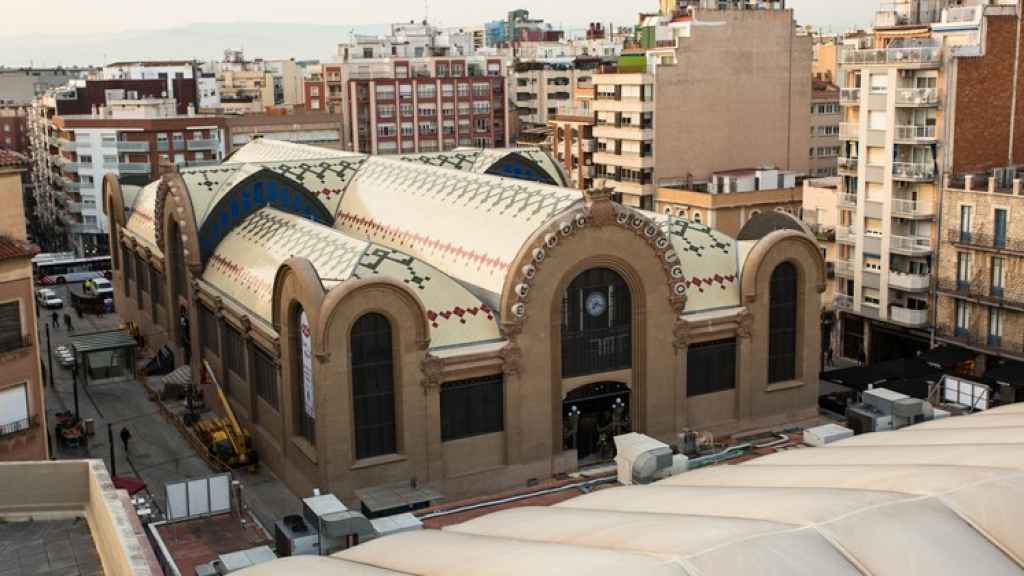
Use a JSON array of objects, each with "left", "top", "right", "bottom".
[
  {"left": 170, "top": 221, "right": 187, "bottom": 303},
  {"left": 294, "top": 307, "right": 315, "bottom": 444},
  {"left": 561, "top": 268, "right": 631, "bottom": 378},
  {"left": 768, "top": 262, "right": 798, "bottom": 383},
  {"left": 692, "top": 211, "right": 702, "bottom": 224},
  {"left": 352, "top": 313, "right": 397, "bottom": 460}
]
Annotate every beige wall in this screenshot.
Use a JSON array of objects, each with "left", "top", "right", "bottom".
[
  {"left": 0, "top": 167, "right": 27, "bottom": 240},
  {"left": 653, "top": 10, "right": 811, "bottom": 183},
  {"left": 655, "top": 186, "right": 804, "bottom": 237},
  {"left": 814, "top": 41, "right": 838, "bottom": 82},
  {"left": 0, "top": 459, "right": 160, "bottom": 575}
]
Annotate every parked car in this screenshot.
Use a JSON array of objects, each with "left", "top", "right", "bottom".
[
  {"left": 55, "top": 345, "right": 75, "bottom": 368},
  {"left": 36, "top": 288, "right": 63, "bottom": 309}
]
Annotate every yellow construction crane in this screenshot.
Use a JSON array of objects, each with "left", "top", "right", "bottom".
[{"left": 197, "top": 360, "right": 254, "bottom": 469}]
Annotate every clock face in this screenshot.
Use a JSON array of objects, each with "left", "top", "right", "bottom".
[{"left": 585, "top": 291, "right": 608, "bottom": 317}]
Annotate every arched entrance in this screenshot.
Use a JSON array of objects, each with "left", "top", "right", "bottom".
[{"left": 562, "top": 382, "right": 631, "bottom": 466}]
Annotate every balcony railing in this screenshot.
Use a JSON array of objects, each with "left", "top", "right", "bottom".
[
  {"left": 186, "top": 138, "right": 219, "bottom": 151},
  {"left": 116, "top": 140, "right": 149, "bottom": 152},
  {"left": 118, "top": 162, "right": 151, "bottom": 174},
  {"left": 840, "top": 87, "right": 861, "bottom": 105},
  {"left": 892, "top": 198, "right": 931, "bottom": 217},
  {"left": 833, "top": 293, "right": 853, "bottom": 310},
  {"left": 835, "top": 260, "right": 854, "bottom": 277},
  {"left": 839, "top": 46, "right": 941, "bottom": 66},
  {"left": 888, "top": 270, "right": 930, "bottom": 291},
  {"left": 895, "top": 125, "right": 937, "bottom": 142},
  {"left": 561, "top": 325, "right": 631, "bottom": 378},
  {"left": 892, "top": 161, "right": 935, "bottom": 181},
  {"left": 836, "top": 226, "right": 857, "bottom": 243},
  {"left": 937, "top": 323, "right": 1024, "bottom": 356},
  {"left": 0, "top": 415, "right": 37, "bottom": 440},
  {"left": 891, "top": 235, "right": 932, "bottom": 255},
  {"left": 837, "top": 157, "right": 859, "bottom": 173},
  {"left": 896, "top": 87, "right": 939, "bottom": 106},
  {"left": 839, "top": 123, "right": 860, "bottom": 139},
  {"left": 838, "top": 192, "right": 857, "bottom": 207},
  {"left": 947, "top": 228, "right": 1024, "bottom": 254},
  {"left": 890, "top": 305, "right": 929, "bottom": 327}
]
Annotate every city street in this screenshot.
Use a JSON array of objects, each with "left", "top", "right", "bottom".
[{"left": 38, "top": 282, "right": 300, "bottom": 531}]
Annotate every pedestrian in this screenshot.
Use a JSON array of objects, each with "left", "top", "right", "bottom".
[
  {"left": 826, "top": 347, "right": 834, "bottom": 368},
  {"left": 120, "top": 427, "right": 132, "bottom": 454},
  {"left": 51, "top": 311, "right": 59, "bottom": 329},
  {"left": 63, "top": 313, "right": 73, "bottom": 333},
  {"left": 857, "top": 347, "right": 866, "bottom": 367}
]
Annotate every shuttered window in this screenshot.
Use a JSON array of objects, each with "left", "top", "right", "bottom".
[
  {"left": 0, "top": 302, "right": 22, "bottom": 352},
  {"left": 441, "top": 375, "right": 504, "bottom": 441},
  {"left": 252, "top": 346, "right": 278, "bottom": 410},
  {"left": 687, "top": 339, "right": 737, "bottom": 397}
]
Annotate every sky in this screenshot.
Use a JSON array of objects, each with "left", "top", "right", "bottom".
[{"left": 0, "top": 0, "right": 879, "bottom": 66}]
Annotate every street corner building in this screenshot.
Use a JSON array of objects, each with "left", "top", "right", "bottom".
[{"left": 103, "top": 138, "right": 825, "bottom": 501}]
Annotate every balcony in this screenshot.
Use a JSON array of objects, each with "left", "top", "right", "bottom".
[
  {"left": 185, "top": 159, "right": 219, "bottom": 167},
  {"left": 837, "top": 157, "right": 859, "bottom": 175},
  {"left": 581, "top": 139, "right": 596, "bottom": 153},
  {"left": 117, "top": 162, "right": 151, "bottom": 174},
  {"left": 839, "top": 46, "right": 941, "bottom": 67},
  {"left": 891, "top": 235, "right": 931, "bottom": 256},
  {"left": 839, "top": 123, "right": 860, "bottom": 140},
  {"left": 947, "top": 228, "right": 1024, "bottom": 255},
  {"left": 157, "top": 141, "right": 170, "bottom": 152},
  {"left": 116, "top": 140, "right": 149, "bottom": 152},
  {"left": 895, "top": 125, "right": 937, "bottom": 143},
  {"left": 888, "top": 270, "right": 930, "bottom": 292},
  {"left": 896, "top": 87, "right": 939, "bottom": 107},
  {"left": 838, "top": 192, "right": 857, "bottom": 207},
  {"left": 833, "top": 293, "right": 853, "bottom": 310},
  {"left": 890, "top": 305, "right": 929, "bottom": 327},
  {"left": 69, "top": 223, "right": 103, "bottom": 234},
  {"left": 186, "top": 138, "right": 219, "bottom": 151},
  {"left": 835, "top": 260, "right": 855, "bottom": 277},
  {"left": 60, "top": 161, "right": 81, "bottom": 173},
  {"left": 892, "top": 198, "right": 933, "bottom": 218},
  {"left": 836, "top": 226, "right": 857, "bottom": 244},
  {"left": 892, "top": 161, "right": 935, "bottom": 182},
  {"left": 67, "top": 202, "right": 83, "bottom": 214},
  {"left": 57, "top": 138, "right": 77, "bottom": 151},
  {"left": 840, "top": 87, "right": 861, "bottom": 105}
]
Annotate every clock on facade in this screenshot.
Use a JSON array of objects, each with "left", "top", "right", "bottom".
[{"left": 585, "top": 291, "right": 608, "bottom": 317}]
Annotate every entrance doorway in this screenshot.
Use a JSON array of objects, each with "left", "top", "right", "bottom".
[{"left": 562, "top": 382, "right": 631, "bottom": 466}]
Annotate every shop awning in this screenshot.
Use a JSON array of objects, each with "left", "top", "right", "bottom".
[
  {"left": 70, "top": 330, "right": 138, "bottom": 355},
  {"left": 821, "top": 358, "right": 941, "bottom": 392}
]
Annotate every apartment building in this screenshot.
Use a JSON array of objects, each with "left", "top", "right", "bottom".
[
  {"left": 223, "top": 111, "right": 346, "bottom": 154},
  {"left": 0, "top": 150, "right": 46, "bottom": 461},
  {"left": 592, "top": 7, "right": 810, "bottom": 209},
  {"left": 803, "top": 176, "right": 841, "bottom": 307},
  {"left": 0, "top": 67, "right": 90, "bottom": 105},
  {"left": 835, "top": 0, "right": 1024, "bottom": 363},
  {"left": 513, "top": 59, "right": 600, "bottom": 129},
  {"left": 345, "top": 57, "right": 510, "bottom": 154},
  {"left": 209, "top": 50, "right": 305, "bottom": 113},
  {"left": 29, "top": 95, "right": 225, "bottom": 255},
  {"left": 810, "top": 79, "right": 841, "bottom": 177},
  {"left": 0, "top": 106, "right": 28, "bottom": 155},
  {"left": 655, "top": 167, "right": 803, "bottom": 236},
  {"left": 934, "top": 176, "right": 1024, "bottom": 375}
]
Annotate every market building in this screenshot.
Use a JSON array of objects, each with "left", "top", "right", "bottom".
[{"left": 105, "top": 138, "right": 825, "bottom": 501}]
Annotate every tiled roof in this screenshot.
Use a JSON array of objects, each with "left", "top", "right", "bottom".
[
  {"left": 0, "top": 235, "right": 37, "bottom": 261},
  {"left": 0, "top": 149, "right": 27, "bottom": 168}
]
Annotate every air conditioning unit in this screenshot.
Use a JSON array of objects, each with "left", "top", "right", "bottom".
[
  {"left": 803, "top": 423, "right": 854, "bottom": 446},
  {"left": 846, "top": 405, "right": 893, "bottom": 435},
  {"left": 614, "top": 433, "right": 674, "bottom": 485}
]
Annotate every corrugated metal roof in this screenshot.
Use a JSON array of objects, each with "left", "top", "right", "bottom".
[{"left": 70, "top": 330, "right": 137, "bottom": 354}]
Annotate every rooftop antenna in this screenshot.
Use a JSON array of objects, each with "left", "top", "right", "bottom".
[{"left": 425, "top": 0, "right": 429, "bottom": 24}]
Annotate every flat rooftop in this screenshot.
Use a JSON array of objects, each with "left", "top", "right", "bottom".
[{"left": 0, "top": 518, "right": 103, "bottom": 576}]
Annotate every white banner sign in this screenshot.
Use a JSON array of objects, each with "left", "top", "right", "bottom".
[{"left": 301, "top": 311, "right": 315, "bottom": 418}]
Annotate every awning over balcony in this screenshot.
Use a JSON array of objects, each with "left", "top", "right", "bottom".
[
  {"left": 820, "top": 357, "right": 941, "bottom": 393},
  {"left": 919, "top": 345, "right": 975, "bottom": 371},
  {"left": 983, "top": 360, "right": 1024, "bottom": 389}
]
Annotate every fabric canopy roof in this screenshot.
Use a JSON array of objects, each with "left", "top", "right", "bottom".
[{"left": 236, "top": 403, "right": 1024, "bottom": 576}]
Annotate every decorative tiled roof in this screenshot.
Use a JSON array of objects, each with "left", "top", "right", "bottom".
[
  {"left": 398, "top": 147, "right": 568, "bottom": 186},
  {"left": 655, "top": 215, "right": 741, "bottom": 314},
  {"left": 338, "top": 156, "right": 582, "bottom": 304},
  {"left": 0, "top": 235, "right": 37, "bottom": 261},
  {"left": 0, "top": 149, "right": 27, "bottom": 169},
  {"left": 223, "top": 138, "right": 360, "bottom": 164},
  {"left": 124, "top": 181, "right": 162, "bottom": 256},
  {"left": 203, "top": 208, "right": 501, "bottom": 348}
]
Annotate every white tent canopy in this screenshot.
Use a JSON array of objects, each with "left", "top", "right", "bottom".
[{"left": 238, "top": 403, "right": 1024, "bottom": 575}]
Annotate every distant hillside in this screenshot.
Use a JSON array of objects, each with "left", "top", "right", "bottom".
[{"left": 0, "top": 22, "right": 389, "bottom": 67}]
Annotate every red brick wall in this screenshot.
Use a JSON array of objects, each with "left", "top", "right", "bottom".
[{"left": 952, "top": 15, "right": 1020, "bottom": 174}]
